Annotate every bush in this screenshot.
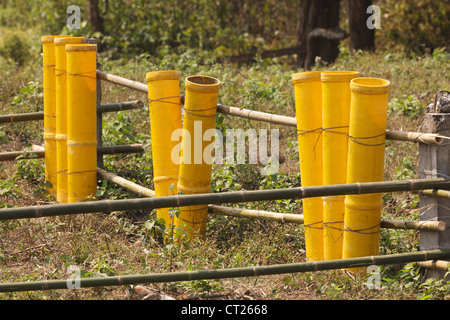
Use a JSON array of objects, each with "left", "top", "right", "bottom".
[{"left": 0, "top": 34, "right": 31, "bottom": 66}]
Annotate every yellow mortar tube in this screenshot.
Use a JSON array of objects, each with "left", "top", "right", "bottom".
[
  {"left": 343, "top": 77, "right": 390, "bottom": 268},
  {"left": 321, "top": 71, "right": 359, "bottom": 260},
  {"left": 176, "top": 75, "right": 220, "bottom": 241},
  {"left": 66, "top": 44, "right": 98, "bottom": 203},
  {"left": 54, "top": 36, "right": 85, "bottom": 203},
  {"left": 42, "top": 35, "right": 67, "bottom": 195},
  {"left": 292, "top": 71, "right": 323, "bottom": 261},
  {"left": 146, "top": 70, "right": 182, "bottom": 234}
]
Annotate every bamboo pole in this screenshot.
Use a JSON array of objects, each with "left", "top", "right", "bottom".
[
  {"left": 98, "top": 168, "right": 446, "bottom": 231},
  {"left": 96, "top": 100, "right": 144, "bottom": 113},
  {"left": 321, "top": 71, "right": 359, "bottom": 260},
  {"left": 0, "top": 112, "right": 44, "bottom": 124},
  {"left": 96, "top": 70, "right": 148, "bottom": 93},
  {"left": 176, "top": 75, "right": 221, "bottom": 240},
  {"left": 292, "top": 71, "right": 324, "bottom": 261},
  {"left": 0, "top": 249, "right": 449, "bottom": 292},
  {"left": 416, "top": 260, "right": 450, "bottom": 271},
  {"left": 343, "top": 77, "right": 391, "bottom": 266},
  {"left": 95, "top": 70, "right": 449, "bottom": 145},
  {"left": 146, "top": 70, "right": 183, "bottom": 233},
  {"left": 421, "top": 189, "right": 450, "bottom": 199},
  {"left": 0, "top": 101, "right": 144, "bottom": 125},
  {"left": 1, "top": 178, "right": 449, "bottom": 221},
  {"left": 55, "top": 36, "right": 86, "bottom": 204},
  {"left": 0, "top": 144, "right": 144, "bottom": 162}
]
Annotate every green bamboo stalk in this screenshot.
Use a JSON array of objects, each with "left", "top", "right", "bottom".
[
  {"left": 0, "top": 112, "right": 43, "bottom": 124},
  {"left": 1, "top": 178, "right": 450, "bottom": 221},
  {"left": 0, "top": 249, "right": 449, "bottom": 292},
  {"left": 0, "top": 101, "right": 143, "bottom": 124},
  {"left": 0, "top": 144, "right": 144, "bottom": 162},
  {"left": 99, "top": 168, "right": 446, "bottom": 231},
  {"left": 96, "top": 100, "right": 144, "bottom": 114}
]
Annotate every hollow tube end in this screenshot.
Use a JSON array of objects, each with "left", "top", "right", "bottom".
[
  {"left": 146, "top": 70, "right": 180, "bottom": 83},
  {"left": 292, "top": 71, "right": 322, "bottom": 84},
  {"left": 350, "top": 77, "right": 390, "bottom": 95},
  {"left": 185, "top": 75, "right": 220, "bottom": 93},
  {"left": 65, "top": 44, "right": 97, "bottom": 52},
  {"left": 54, "top": 36, "right": 85, "bottom": 45},
  {"left": 42, "top": 35, "right": 67, "bottom": 43},
  {"left": 321, "top": 71, "right": 360, "bottom": 82}
]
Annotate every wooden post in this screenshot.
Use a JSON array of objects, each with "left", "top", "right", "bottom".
[{"left": 419, "top": 105, "right": 450, "bottom": 279}]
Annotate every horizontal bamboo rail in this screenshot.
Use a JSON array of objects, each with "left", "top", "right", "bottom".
[
  {"left": 210, "top": 205, "right": 446, "bottom": 232},
  {"left": 421, "top": 189, "right": 450, "bottom": 199},
  {"left": 416, "top": 260, "right": 450, "bottom": 271},
  {"left": 1, "top": 178, "right": 450, "bottom": 221},
  {"left": 0, "top": 249, "right": 449, "bottom": 292},
  {"left": 95, "top": 70, "right": 449, "bottom": 145},
  {"left": 0, "top": 100, "right": 143, "bottom": 124},
  {"left": 98, "top": 168, "right": 446, "bottom": 231},
  {"left": 0, "top": 144, "right": 144, "bottom": 161}
]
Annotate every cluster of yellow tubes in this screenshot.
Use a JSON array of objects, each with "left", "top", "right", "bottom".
[
  {"left": 42, "top": 35, "right": 97, "bottom": 203},
  {"left": 43, "top": 35, "right": 390, "bottom": 257},
  {"left": 146, "top": 72, "right": 220, "bottom": 241},
  {"left": 292, "top": 71, "right": 390, "bottom": 266},
  {"left": 43, "top": 35, "right": 220, "bottom": 239}
]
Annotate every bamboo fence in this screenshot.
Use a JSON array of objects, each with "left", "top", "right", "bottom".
[
  {"left": 0, "top": 100, "right": 143, "bottom": 124},
  {"left": 96, "top": 70, "right": 450, "bottom": 145},
  {"left": 0, "top": 144, "right": 144, "bottom": 162},
  {"left": 1, "top": 177, "right": 449, "bottom": 221},
  {"left": 98, "top": 168, "right": 446, "bottom": 231},
  {"left": 0, "top": 248, "right": 448, "bottom": 292}
]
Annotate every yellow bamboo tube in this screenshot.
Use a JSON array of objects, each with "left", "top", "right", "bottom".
[
  {"left": 66, "top": 44, "right": 98, "bottom": 203},
  {"left": 176, "top": 75, "right": 220, "bottom": 241},
  {"left": 42, "top": 35, "right": 66, "bottom": 195},
  {"left": 321, "top": 71, "right": 359, "bottom": 260},
  {"left": 292, "top": 71, "right": 323, "bottom": 261},
  {"left": 146, "top": 70, "right": 182, "bottom": 234},
  {"left": 343, "top": 78, "right": 390, "bottom": 268},
  {"left": 54, "top": 36, "right": 85, "bottom": 203}
]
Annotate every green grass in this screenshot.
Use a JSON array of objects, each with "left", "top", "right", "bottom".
[{"left": 0, "top": 38, "right": 449, "bottom": 300}]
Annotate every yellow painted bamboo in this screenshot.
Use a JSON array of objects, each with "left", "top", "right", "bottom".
[
  {"left": 343, "top": 77, "right": 390, "bottom": 268},
  {"left": 54, "top": 36, "right": 85, "bottom": 203},
  {"left": 146, "top": 70, "right": 182, "bottom": 233},
  {"left": 176, "top": 76, "right": 220, "bottom": 241},
  {"left": 292, "top": 71, "right": 323, "bottom": 261},
  {"left": 321, "top": 71, "right": 359, "bottom": 260},
  {"left": 42, "top": 35, "right": 66, "bottom": 195},
  {"left": 66, "top": 44, "right": 98, "bottom": 203}
]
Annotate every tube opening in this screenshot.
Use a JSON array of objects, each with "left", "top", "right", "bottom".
[
  {"left": 146, "top": 70, "right": 180, "bottom": 82},
  {"left": 292, "top": 71, "right": 322, "bottom": 84},
  {"left": 187, "top": 75, "right": 220, "bottom": 86},
  {"left": 185, "top": 75, "right": 220, "bottom": 93},
  {"left": 321, "top": 71, "right": 360, "bottom": 82},
  {"left": 350, "top": 77, "right": 390, "bottom": 95},
  {"left": 65, "top": 44, "right": 97, "bottom": 52},
  {"left": 54, "top": 37, "right": 85, "bottom": 45}
]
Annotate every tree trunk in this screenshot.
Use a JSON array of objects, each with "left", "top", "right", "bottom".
[
  {"left": 296, "top": 0, "right": 341, "bottom": 69},
  {"left": 88, "top": 0, "right": 104, "bottom": 34},
  {"left": 347, "top": 0, "right": 375, "bottom": 51}
]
